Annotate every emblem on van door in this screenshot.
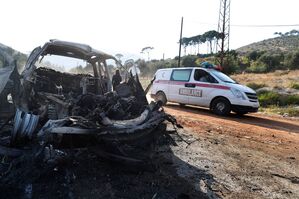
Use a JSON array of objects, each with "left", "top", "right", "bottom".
[{"left": 179, "top": 88, "right": 202, "bottom": 97}]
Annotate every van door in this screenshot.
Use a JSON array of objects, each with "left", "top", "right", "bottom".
[
  {"left": 152, "top": 69, "right": 171, "bottom": 96},
  {"left": 168, "top": 69, "right": 192, "bottom": 104},
  {"left": 188, "top": 69, "right": 220, "bottom": 107}
]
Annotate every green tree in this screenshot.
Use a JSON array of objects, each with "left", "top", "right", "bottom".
[
  {"left": 180, "top": 37, "right": 192, "bottom": 55},
  {"left": 274, "top": 32, "right": 283, "bottom": 37},
  {"left": 248, "top": 51, "right": 265, "bottom": 61},
  {"left": 136, "top": 59, "right": 148, "bottom": 75},
  {"left": 289, "top": 29, "right": 299, "bottom": 36},
  {"left": 115, "top": 53, "right": 123, "bottom": 64},
  {"left": 141, "top": 46, "right": 154, "bottom": 61},
  {"left": 202, "top": 30, "right": 221, "bottom": 54},
  {"left": 257, "top": 53, "right": 283, "bottom": 71},
  {"left": 190, "top": 35, "right": 205, "bottom": 54}
]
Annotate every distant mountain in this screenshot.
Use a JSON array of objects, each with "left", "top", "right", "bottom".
[
  {"left": 236, "top": 35, "right": 299, "bottom": 54},
  {"left": 0, "top": 43, "right": 27, "bottom": 69}
]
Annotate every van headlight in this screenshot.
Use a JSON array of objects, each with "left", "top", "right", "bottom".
[{"left": 230, "top": 88, "right": 246, "bottom": 100}]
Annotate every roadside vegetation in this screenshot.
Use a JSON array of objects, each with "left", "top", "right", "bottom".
[
  {"left": 245, "top": 83, "right": 267, "bottom": 90},
  {"left": 137, "top": 43, "right": 299, "bottom": 77},
  {"left": 235, "top": 70, "right": 299, "bottom": 117},
  {"left": 257, "top": 91, "right": 299, "bottom": 107},
  {"left": 259, "top": 106, "right": 299, "bottom": 117},
  {"left": 290, "top": 82, "right": 299, "bottom": 90}
]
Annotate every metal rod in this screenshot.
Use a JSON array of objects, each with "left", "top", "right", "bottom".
[{"left": 178, "top": 17, "right": 183, "bottom": 67}]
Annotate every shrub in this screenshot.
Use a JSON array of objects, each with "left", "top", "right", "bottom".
[
  {"left": 246, "top": 61, "right": 267, "bottom": 73},
  {"left": 222, "top": 53, "right": 241, "bottom": 74},
  {"left": 289, "top": 51, "right": 299, "bottom": 69},
  {"left": 290, "top": 82, "right": 299, "bottom": 90},
  {"left": 258, "top": 91, "right": 280, "bottom": 106},
  {"left": 257, "top": 53, "right": 283, "bottom": 71},
  {"left": 261, "top": 105, "right": 299, "bottom": 117},
  {"left": 222, "top": 64, "right": 240, "bottom": 74},
  {"left": 283, "top": 107, "right": 299, "bottom": 117},
  {"left": 258, "top": 90, "right": 299, "bottom": 107},
  {"left": 285, "top": 95, "right": 299, "bottom": 105},
  {"left": 246, "top": 83, "right": 267, "bottom": 90},
  {"left": 182, "top": 55, "right": 199, "bottom": 67},
  {"left": 139, "top": 59, "right": 178, "bottom": 77},
  {"left": 247, "top": 50, "right": 265, "bottom": 61}
]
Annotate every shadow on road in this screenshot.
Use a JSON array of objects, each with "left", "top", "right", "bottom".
[
  {"left": 1, "top": 128, "right": 216, "bottom": 199},
  {"left": 166, "top": 104, "right": 299, "bottom": 134}
]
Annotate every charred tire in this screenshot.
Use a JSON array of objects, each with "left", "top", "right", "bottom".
[
  {"left": 211, "top": 97, "right": 231, "bottom": 116},
  {"left": 156, "top": 91, "right": 167, "bottom": 105}
]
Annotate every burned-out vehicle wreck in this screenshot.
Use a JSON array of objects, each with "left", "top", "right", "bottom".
[{"left": 0, "top": 40, "right": 181, "bottom": 189}]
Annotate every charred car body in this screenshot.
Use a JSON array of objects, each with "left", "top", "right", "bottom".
[{"left": 0, "top": 40, "right": 180, "bottom": 173}]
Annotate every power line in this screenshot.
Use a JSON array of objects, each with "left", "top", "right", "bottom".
[
  {"left": 187, "top": 19, "right": 299, "bottom": 28},
  {"left": 231, "top": 24, "right": 299, "bottom": 27}
]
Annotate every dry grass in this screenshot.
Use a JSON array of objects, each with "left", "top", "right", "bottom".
[
  {"left": 232, "top": 70, "right": 299, "bottom": 117},
  {"left": 260, "top": 106, "right": 299, "bottom": 117},
  {"left": 231, "top": 70, "right": 299, "bottom": 89}
]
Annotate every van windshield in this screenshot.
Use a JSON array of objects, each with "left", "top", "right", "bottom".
[{"left": 210, "top": 70, "right": 236, "bottom": 84}]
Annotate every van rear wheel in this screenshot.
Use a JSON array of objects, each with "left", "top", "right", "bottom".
[
  {"left": 211, "top": 97, "right": 231, "bottom": 116},
  {"left": 156, "top": 92, "right": 167, "bottom": 105}
]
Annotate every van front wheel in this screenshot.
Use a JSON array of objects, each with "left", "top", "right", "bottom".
[
  {"left": 211, "top": 98, "right": 231, "bottom": 116},
  {"left": 156, "top": 91, "right": 167, "bottom": 105}
]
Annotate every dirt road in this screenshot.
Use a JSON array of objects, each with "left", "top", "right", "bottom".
[{"left": 164, "top": 103, "right": 299, "bottom": 198}]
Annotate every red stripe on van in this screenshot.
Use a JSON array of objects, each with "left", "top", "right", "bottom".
[
  {"left": 194, "top": 83, "right": 230, "bottom": 90},
  {"left": 155, "top": 80, "right": 230, "bottom": 90}
]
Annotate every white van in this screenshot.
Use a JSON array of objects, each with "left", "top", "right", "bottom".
[{"left": 150, "top": 67, "right": 259, "bottom": 115}]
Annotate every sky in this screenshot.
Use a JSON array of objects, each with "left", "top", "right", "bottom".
[{"left": 1, "top": 0, "right": 299, "bottom": 61}]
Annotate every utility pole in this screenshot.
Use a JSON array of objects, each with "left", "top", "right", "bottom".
[
  {"left": 178, "top": 17, "right": 183, "bottom": 67},
  {"left": 216, "top": 0, "right": 231, "bottom": 69}
]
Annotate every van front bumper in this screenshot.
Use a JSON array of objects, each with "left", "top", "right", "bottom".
[{"left": 231, "top": 105, "right": 259, "bottom": 113}]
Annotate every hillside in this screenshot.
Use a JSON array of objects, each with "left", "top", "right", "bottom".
[
  {"left": 0, "top": 43, "right": 27, "bottom": 69},
  {"left": 236, "top": 35, "right": 299, "bottom": 54}
]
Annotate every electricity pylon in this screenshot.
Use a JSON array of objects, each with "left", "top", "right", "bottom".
[{"left": 216, "top": 0, "right": 231, "bottom": 68}]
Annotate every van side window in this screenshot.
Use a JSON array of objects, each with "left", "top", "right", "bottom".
[
  {"left": 194, "top": 69, "right": 218, "bottom": 83},
  {"left": 170, "top": 69, "right": 192, "bottom": 81}
]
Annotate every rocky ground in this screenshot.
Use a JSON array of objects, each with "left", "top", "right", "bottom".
[{"left": 165, "top": 104, "right": 299, "bottom": 199}]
